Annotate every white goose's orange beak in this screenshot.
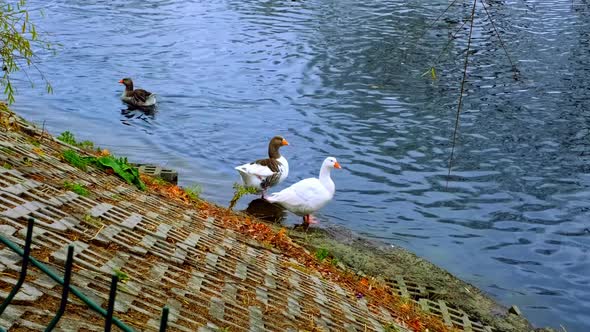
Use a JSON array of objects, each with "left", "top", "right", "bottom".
[
  {"left": 334, "top": 161, "right": 342, "bottom": 169},
  {"left": 282, "top": 138, "right": 289, "bottom": 146}
]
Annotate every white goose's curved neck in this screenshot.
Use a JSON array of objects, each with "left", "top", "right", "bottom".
[{"left": 319, "top": 165, "right": 334, "bottom": 194}]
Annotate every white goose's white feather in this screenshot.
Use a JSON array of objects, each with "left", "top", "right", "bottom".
[
  {"left": 265, "top": 178, "right": 333, "bottom": 216},
  {"left": 266, "top": 157, "right": 338, "bottom": 216}
]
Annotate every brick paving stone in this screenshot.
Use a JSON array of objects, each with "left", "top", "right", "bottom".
[
  {"left": 155, "top": 223, "right": 172, "bottom": 238},
  {"left": 286, "top": 295, "right": 301, "bottom": 320},
  {"left": 206, "top": 252, "right": 218, "bottom": 268},
  {"left": 264, "top": 275, "right": 276, "bottom": 289},
  {"left": 248, "top": 306, "right": 264, "bottom": 332},
  {"left": 235, "top": 262, "right": 248, "bottom": 280},
  {"left": 209, "top": 297, "right": 225, "bottom": 320},
  {"left": 222, "top": 283, "right": 237, "bottom": 302},
  {"left": 189, "top": 271, "right": 205, "bottom": 292},
  {"left": 183, "top": 232, "right": 201, "bottom": 247},
  {"left": 88, "top": 202, "right": 112, "bottom": 217},
  {"left": 120, "top": 213, "right": 142, "bottom": 229},
  {"left": 255, "top": 286, "right": 268, "bottom": 306}
]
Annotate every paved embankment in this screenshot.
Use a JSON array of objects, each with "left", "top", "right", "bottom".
[{"left": 0, "top": 110, "right": 546, "bottom": 332}]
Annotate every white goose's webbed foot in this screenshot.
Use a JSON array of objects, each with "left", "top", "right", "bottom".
[
  {"left": 307, "top": 215, "right": 319, "bottom": 224},
  {"left": 302, "top": 215, "right": 319, "bottom": 231}
]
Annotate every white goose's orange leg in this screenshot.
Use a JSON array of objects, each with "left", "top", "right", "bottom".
[
  {"left": 307, "top": 215, "right": 319, "bottom": 224},
  {"left": 303, "top": 215, "right": 318, "bottom": 225}
]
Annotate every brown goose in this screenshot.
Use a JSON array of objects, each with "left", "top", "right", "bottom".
[
  {"left": 235, "top": 136, "right": 289, "bottom": 197},
  {"left": 118, "top": 78, "right": 157, "bottom": 107}
]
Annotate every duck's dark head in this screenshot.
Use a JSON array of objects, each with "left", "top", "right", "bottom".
[
  {"left": 118, "top": 78, "right": 134, "bottom": 90},
  {"left": 268, "top": 136, "right": 289, "bottom": 158}
]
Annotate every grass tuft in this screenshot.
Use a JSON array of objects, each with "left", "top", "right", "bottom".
[
  {"left": 112, "top": 268, "right": 130, "bottom": 283},
  {"left": 83, "top": 214, "right": 103, "bottom": 227},
  {"left": 60, "top": 148, "right": 146, "bottom": 190},
  {"left": 228, "top": 183, "right": 259, "bottom": 210},
  {"left": 57, "top": 131, "right": 94, "bottom": 150},
  {"left": 63, "top": 181, "right": 90, "bottom": 197},
  {"left": 62, "top": 149, "right": 89, "bottom": 170},
  {"left": 57, "top": 131, "right": 77, "bottom": 146},
  {"left": 184, "top": 185, "right": 202, "bottom": 201},
  {"left": 383, "top": 323, "right": 402, "bottom": 332},
  {"left": 150, "top": 177, "right": 169, "bottom": 186},
  {"left": 92, "top": 155, "right": 146, "bottom": 191},
  {"left": 315, "top": 248, "right": 330, "bottom": 262}
]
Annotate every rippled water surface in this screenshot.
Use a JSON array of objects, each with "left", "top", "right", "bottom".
[{"left": 13, "top": 0, "right": 590, "bottom": 330}]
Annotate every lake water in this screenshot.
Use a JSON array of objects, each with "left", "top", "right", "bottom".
[{"left": 12, "top": 0, "right": 590, "bottom": 330}]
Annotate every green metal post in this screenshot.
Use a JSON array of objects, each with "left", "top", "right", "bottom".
[
  {"left": 159, "top": 306, "right": 169, "bottom": 332},
  {"left": 45, "top": 244, "right": 75, "bottom": 331},
  {"left": 0, "top": 218, "right": 35, "bottom": 315},
  {"left": 104, "top": 274, "right": 119, "bottom": 332},
  {"left": 0, "top": 228, "right": 134, "bottom": 332}
]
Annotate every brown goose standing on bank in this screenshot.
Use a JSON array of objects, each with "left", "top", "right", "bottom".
[
  {"left": 235, "top": 136, "right": 289, "bottom": 197},
  {"left": 118, "top": 78, "right": 157, "bottom": 107}
]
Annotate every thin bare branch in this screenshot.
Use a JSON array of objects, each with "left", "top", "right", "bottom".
[
  {"left": 417, "top": 0, "right": 460, "bottom": 44},
  {"left": 404, "top": 0, "right": 460, "bottom": 58},
  {"left": 431, "top": 19, "right": 469, "bottom": 68},
  {"left": 447, "top": 0, "right": 478, "bottom": 188},
  {"left": 479, "top": 0, "right": 520, "bottom": 79}
]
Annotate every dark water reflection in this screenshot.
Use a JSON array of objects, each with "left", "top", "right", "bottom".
[
  {"left": 12, "top": 0, "right": 590, "bottom": 330},
  {"left": 244, "top": 198, "right": 287, "bottom": 224}
]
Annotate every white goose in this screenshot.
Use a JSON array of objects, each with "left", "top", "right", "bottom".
[
  {"left": 235, "top": 136, "right": 289, "bottom": 197},
  {"left": 265, "top": 157, "right": 341, "bottom": 226}
]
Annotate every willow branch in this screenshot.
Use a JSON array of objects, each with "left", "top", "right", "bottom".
[
  {"left": 447, "top": 0, "right": 478, "bottom": 187},
  {"left": 480, "top": 0, "right": 520, "bottom": 79}
]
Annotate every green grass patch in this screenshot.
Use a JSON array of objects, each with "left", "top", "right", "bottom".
[
  {"left": 112, "top": 268, "right": 130, "bottom": 283},
  {"left": 315, "top": 247, "right": 330, "bottom": 262},
  {"left": 2, "top": 162, "right": 12, "bottom": 169},
  {"left": 93, "top": 155, "right": 146, "bottom": 191},
  {"left": 78, "top": 140, "right": 95, "bottom": 150},
  {"left": 27, "top": 137, "right": 40, "bottom": 147},
  {"left": 57, "top": 131, "right": 95, "bottom": 151},
  {"left": 62, "top": 149, "right": 89, "bottom": 170},
  {"left": 63, "top": 181, "right": 90, "bottom": 197},
  {"left": 57, "top": 131, "right": 77, "bottom": 145},
  {"left": 228, "top": 183, "right": 259, "bottom": 210},
  {"left": 184, "top": 185, "right": 202, "bottom": 201},
  {"left": 60, "top": 149, "right": 145, "bottom": 190},
  {"left": 383, "top": 323, "right": 402, "bottom": 332},
  {"left": 151, "top": 176, "right": 169, "bottom": 186},
  {"left": 330, "top": 257, "right": 339, "bottom": 266},
  {"left": 110, "top": 194, "right": 123, "bottom": 201},
  {"left": 83, "top": 214, "right": 103, "bottom": 227}
]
